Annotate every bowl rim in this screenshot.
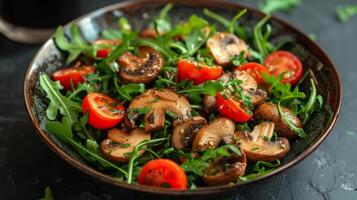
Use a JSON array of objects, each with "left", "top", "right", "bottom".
[{"left": 24, "top": 0, "right": 342, "bottom": 195}]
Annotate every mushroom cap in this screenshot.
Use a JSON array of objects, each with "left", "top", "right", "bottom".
[
  {"left": 92, "top": 39, "right": 122, "bottom": 46},
  {"left": 219, "top": 71, "right": 267, "bottom": 106},
  {"left": 172, "top": 116, "right": 207, "bottom": 150},
  {"left": 100, "top": 128, "right": 151, "bottom": 163},
  {"left": 117, "top": 47, "right": 164, "bottom": 84},
  {"left": 193, "top": 117, "right": 235, "bottom": 151},
  {"left": 254, "top": 102, "right": 302, "bottom": 138},
  {"left": 202, "top": 151, "right": 247, "bottom": 186},
  {"left": 203, "top": 95, "right": 217, "bottom": 114},
  {"left": 235, "top": 122, "right": 290, "bottom": 162},
  {"left": 232, "top": 71, "right": 267, "bottom": 106},
  {"left": 125, "top": 89, "right": 191, "bottom": 132},
  {"left": 207, "top": 32, "right": 250, "bottom": 66}
]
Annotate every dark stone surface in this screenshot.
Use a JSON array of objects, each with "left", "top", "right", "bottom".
[{"left": 0, "top": 0, "right": 356, "bottom": 199}]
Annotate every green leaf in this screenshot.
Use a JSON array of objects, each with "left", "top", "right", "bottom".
[
  {"left": 174, "top": 15, "right": 208, "bottom": 36},
  {"left": 39, "top": 186, "right": 53, "bottom": 200},
  {"left": 336, "top": 5, "right": 357, "bottom": 22},
  {"left": 178, "top": 80, "right": 224, "bottom": 96},
  {"left": 118, "top": 17, "right": 132, "bottom": 33},
  {"left": 153, "top": 3, "right": 173, "bottom": 33},
  {"left": 114, "top": 76, "right": 145, "bottom": 101},
  {"left": 102, "top": 29, "right": 122, "bottom": 40},
  {"left": 259, "top": 0, "right": 301, "bottom": 14},
  {"left": 203, "top": 9, "right": 247, "bottom": 39},
  {"left": 45, "top": 117, "right": 128, "bottom": 177},
  {"left": 239, "top": 160, "right": 280, "bottom": 181},
  {"left": 262, "top": 72, "right": 305, "bottom": 106},
  {"left": 39, "top": 74, "right": 81, "bottom": 124},
  {"left": 253, "top": 15, "right": 273, "bottom": 61},
  {"left": 277, "top": 102, "right": 308, "bottom": 139}
]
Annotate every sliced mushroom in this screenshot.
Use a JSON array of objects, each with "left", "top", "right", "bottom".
[
  {"left": 235, "top": 122, "right": 290, "bottom": 162},
  {"left": 139, "top": 28, "right": 163, "bottom": 39},
  {"left": 172, "top": 116, "right": 207, "bottom": 150},
  {"left": 125, "top": 89, "right": 191, "bottom": 132},
  {"left": 92, "top": 39, "right": 121, "bottom": 46},
  {"left": 100, "top": 128, "right": 151, "bottom": 163},
  {"left": 232, "top": 71, "right": 267, "bottom": 106},
  {"left": 117, "top": 47, "right": 164, "bottom": 84},
  {"left": 203, "top": 95, "right": 217, "bottom": 113},
  {"left": 207, "top": 32, "right": 250, "bottom": 66},
  {"left": 192, "top": 117, "right": 235, "bottom": 151},
  {"left": 254, "top": 102, "right": 302, "bottom": 138},
  {"left": 203, "top": 150, "right": 247, "bottom": 186}
]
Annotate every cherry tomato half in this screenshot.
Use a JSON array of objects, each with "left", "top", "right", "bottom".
[
  {"left": 238, "top": 62, "right": 270, "bottom": 85},
  {"left": 82, "top": 93, "right": 125, "bottom": 129},
  {"left": 52, "top": 65, "right": 95, "bottom": 90},
  {"left": 264, "top": 51, "right": 303, "bottom": 85},
  {"left": 138, "top": 159, "right": 187, "bottom": 189},
  {"left": 216, "top": 93, "right": 252, "bottom": 123},
  {"left": 96, "top": 48, "right": 111, "bottom": 58},
  {"left": 177, "top": 59, "right": 223, "bottom": 85}
]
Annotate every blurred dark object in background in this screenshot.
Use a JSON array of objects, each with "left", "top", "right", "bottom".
[{"left": 0, "top": 0, "right": 79, "bottom": 44}]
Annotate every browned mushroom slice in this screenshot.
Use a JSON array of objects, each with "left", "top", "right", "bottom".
[
  {"left": 125, "top": 89, "right": 191, "bottom": 132},
  {"left": 232, "top": 70, "right": 267, "bottom": 106},
  {"left": 117, "top": 47, "right": 164, "bottom": 84},
  {"left": 172, "top": 116, "right": 207, "bottom": 150},
  {"left": 235, "top": 122, "right": 290, "bottom": 162},
  {"left": 192, "top": 117, "right": 235, "bottom": 151},
  {"left": 203, "top": 95, "right": 217, "bottom": 113},
  {"left": 203, "top": 151, "right": 247, "bottom": 186},
  {"left": 138, "top": 28, "right": 164, "bottom": 39},
  {"left": 92, "top": 39, "right": 121, "bottom": 46},
  {"left": 100, "top": 128, "right": 151, "bottom": 163},
  {"left": 254, "top": 102, "right": 302, "bottom": 138},
  {"left": 207, "top": 32, "right": 250, "bottom": 66}
]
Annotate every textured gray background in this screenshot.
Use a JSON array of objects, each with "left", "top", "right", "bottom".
[{"left": 0, "top": 0, "right": 356, "bottom": 199}]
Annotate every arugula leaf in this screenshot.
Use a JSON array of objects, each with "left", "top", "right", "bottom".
[
  {"left": 178, "top": 81, "right": 224, "bottom": 96},
  {"left": 114, "top": 75, "right": 145, "bottom": 101},
  {"left": 203, "top": 9, "right": 247, "bottom": 39},
  {"left": 127, "top": 106, "right": 152, "bottom": 121},
  {"left": 336, "top": 5, "right": 357, "bottom": 22},
  {"left": 127, "top": 138, "right": 168, "bottom": 183},
  {"left": 67, "top": 82, "right": 96, "bottom": 100},
  {"left": 54, "top": 25, "right": 97, "bottom": 64},
  {"left": 153, "top": 3, "right": 173, "bottom": 33},
  {"left": 118, "top": 17, "right": 132, "bottom": 33},
  {"left": 46, "top": 117, "right": 128, "bottom": 177},
  {"left": 39, "top": 186, "right": 53, "bottom": 200},
  {"left": 253, "top": 15, "right": 273, "bottom": 61},
  {"left": 262, "top": 72, "right": 305, "bottom": 106},
  {"left": 174, "top": 15, "right": 209, "bottom": 36},
  {"left": 259, "top": 0, "right": 301, "bottom": 14},
  {"left": 299, "top": 78, "right": 320, "bottom": 124},
  {"left": 177, "top": 80, "right": 224, "bottom": 103},
  {"left": 39, "top": 74, "right": 82, "bottom": 124},
  {"left": 277, "top": 102, "right": 308, "bottom": 139},
  {"left": 102, "top": 29, "right": 122, "bottom": 40},
  {"left": 181, "top": 145, "right": 241, "bottom": 176},
  {"left": 183, "top": 27, "right": 210, "bottom": 56},
  {"left": 240, "top": 160, "right": 280, "bottom": 181}
]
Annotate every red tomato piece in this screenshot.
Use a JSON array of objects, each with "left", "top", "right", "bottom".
[
  {"left": 264, "top": 51, "right": 303, "bottom": 85},
  {"left": 96, "top": 48, "right": 111, "bottom": 58},
  {"left": 177, "top": 59, "right": 223, "bottom": 85},
  {"left": 138, "top": 159, "right": 187, "bottom": 189},
  {"left": 216, "top": 93, "right": 252, "bottom": 123},
  {"left": 238, "top": 62, "right": 271, "bottom": 84},
  {"left": 82, "top": 93, "right": 125, "bottom": 129},
  {"left": 52, "top": 65, "right": 95, "bottom": 90}
]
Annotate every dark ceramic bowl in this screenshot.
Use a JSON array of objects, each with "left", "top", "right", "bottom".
[{"left": 24, "top": 0, "right": 342, "bottom": 199}]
